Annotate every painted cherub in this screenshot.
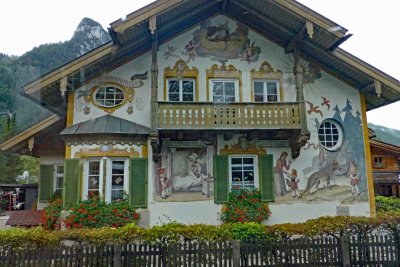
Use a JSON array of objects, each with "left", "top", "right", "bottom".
[{"left": 184, "top": 40, "right": 199, "bottom": 63}]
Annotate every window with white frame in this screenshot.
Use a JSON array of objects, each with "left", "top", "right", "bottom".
[
  {"left": 94, "top": 85, "right": 125, "bottom": 107},
  {"left": 210, "top": 79, "right": 239, "bottom": 102},
  {"left": 253, "top": 80, "right": 279, "bottom": 102},
  {"left": 54, "top": 165, "right": 64, "bottom": 195},
  {"left": 167, "top": 79, "right": 195, "bottom": 102},
  {"left": 318, "top": 119, "right": 344, "bottom": 151},
  {"left": 83, "top": 158, "right": 128, "bottom": 202},
  {"left": 229, "top": 155, "right": 258, "bottom": 190}
]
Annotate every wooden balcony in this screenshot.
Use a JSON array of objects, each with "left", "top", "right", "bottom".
[{"left": 158, "top": 102, "right": 301, "bottom": 130}]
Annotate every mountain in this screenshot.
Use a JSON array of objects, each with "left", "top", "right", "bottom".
[
  {"left": 0, "top": 18, "right": 111, "bottom": 183},
  {"left": 0, "top": 17, "right": 111, "bottom": 138},
  {"left": 17, "top": 17, "right": 111, "bottom": 84},
  {"left": 368, "top": 123, "right": 400, "bottom": 146}
]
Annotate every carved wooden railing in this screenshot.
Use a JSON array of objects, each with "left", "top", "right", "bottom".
[{"left": 158, "top": 102, "right": 301, "bottom": 129}]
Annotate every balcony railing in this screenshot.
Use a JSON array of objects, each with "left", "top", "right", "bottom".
[{"left": 158, "top": 102, "right": 301, "bottom": 130}]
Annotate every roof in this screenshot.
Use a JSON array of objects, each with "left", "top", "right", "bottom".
[
  {"left": 6, "top": 210, "right": 43, "bottom": 227},
  {"left": 0, "top": 114, "right": 61, "bottom": 151},
  {"left": 373, "top": 171, "right": 400, "bottom": 184},
  {"left": 60, "top": 115, "right": 150, "bottom": 136},
  {"left": 20, "top": 0, "right": 400, "bottom": 115},
  {"left": 370, "top": 139, "right": 400, "bottom": 154},
  {"left": 0, "top": 183, "right": 38, "bottom": 189}
]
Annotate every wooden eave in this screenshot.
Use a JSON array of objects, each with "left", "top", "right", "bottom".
[
  {"left": 23, "top": 43, "right": 116, "bottom": 95},
  {"left": 0, "top": 114, "right": 61, "bottom": 151},
  {"left": 370, "top": 139, "right": 400, "bottom": 155},
  {"left": 110, "top": 0, "right": 184, "bottom": 33},
  {"left": 19, "top": 0, "right": 400, "bottom": 113}
]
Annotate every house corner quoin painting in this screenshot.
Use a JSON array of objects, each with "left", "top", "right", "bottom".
[{"left": 2, "top": 0, "right": 399, "bottom": 226}]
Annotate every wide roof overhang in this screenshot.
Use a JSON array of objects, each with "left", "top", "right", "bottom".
[{"left": 21, "top": 0, "right": 400, "bottom": 116}]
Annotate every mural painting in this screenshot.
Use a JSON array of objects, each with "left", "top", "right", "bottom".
[
  {"left": 182, "top": 17, "right": 261, "bottom": 63},
  {"left": 75, "top": 74, "right": 146, "bottom": 115},
  {"left": 157, "top": 146, "right": 214, "bottom": 202},
  {"left": 274, "top": 98, "right": 367, "bottom": 204}
]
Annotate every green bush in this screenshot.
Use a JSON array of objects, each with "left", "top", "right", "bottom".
[
  {"left": 64, "top": 194, "right": 140, "bottom": 229},
  {"left": 229, "top": 222, "right": 270, "bottom": 241},
  {"left": 0, "top": 227, "right": 59, "bottom": 248},
  {"left": 2, "top": 212, "right": 400, "bottom": 247},
  {"left": 376, "top": 196, "right": 400, "bottom": 212},
  {"left": 220, "top": 188, "right": 271, "bottom": 223}
]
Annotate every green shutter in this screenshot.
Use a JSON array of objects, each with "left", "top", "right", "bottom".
[
  {"left": 63, "top": 159, "right": 81, "bottom": 209},
  {"left": 129, "top": 158, "right": 147, "bottom": 208},
  {"left": 214, "top": 155, "right": 229, "bottom": 204},
  {"left": 260, "top": 154, "right": 274, "bottom": 202},
  {"left": 39, "top": 165, "right": 54, "bottom": 202}
]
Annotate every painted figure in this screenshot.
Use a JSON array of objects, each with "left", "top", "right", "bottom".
[
  {"left": 303, "top": 161, "right": 340, "bottom": 194},
  {"left": 159, "top": 169, "right": 171, "bottom": 199},
  {"left": 348, "top": 160, "right": 360, "bottom": 195},
  {"left": 240, "top": 41, "right": 256, "bottom": 64},
  {"left": 184, "top": 40, "right": 199, "bottom": 63},
  {"left": 286, "top": 169, "right": 300, "bottom": 198},
  {"left": 274, "top": 151, "right": 291, "bottom": 196},
  {"left": 172, "top": 152, "right": 206, "bottom": 191}
]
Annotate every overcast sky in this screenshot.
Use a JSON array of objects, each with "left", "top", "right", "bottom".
[{"left": 1, "top": 0, "right": 399, "bottom": 129}]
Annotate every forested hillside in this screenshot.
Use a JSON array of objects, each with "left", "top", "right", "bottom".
[
  {"left": 369, "top": 123, "right": 400, "bottom": 146},
  {"left": 0, "top": 18, "right": 110, "bottom": 183}
]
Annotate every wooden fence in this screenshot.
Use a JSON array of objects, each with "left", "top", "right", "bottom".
[{"left": 0, "top": 235, "right": 399, "bottom": 266}]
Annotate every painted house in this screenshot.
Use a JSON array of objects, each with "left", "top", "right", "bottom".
[
  {"left": 369, "top": 129, "right": 400, "bottom": 197},
  {"left": 1, "top": 0, "right": 400, "bottom": 226}
]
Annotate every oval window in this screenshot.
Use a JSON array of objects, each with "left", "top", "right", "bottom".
[
  {"left": 94, "top": 86, "right": 125, "bottom": 107},
  {"left": 318, "top": 119, "right": 344, "bottom": 151}
]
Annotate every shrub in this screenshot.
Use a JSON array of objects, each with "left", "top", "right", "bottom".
[
  {"left": 376, "top": 196, "right": 400, "bottom": 212},
  {"left": 0, "top": 227, "right": 59, "bottom": 248},
  {"left": 64, "top": 194, "right": 140, "bottom": 229},
  {"left": 220, "top": 188, "right": 271, "bottom": 223},
  {"left": 229, "top": 222, "right": 271, "bottom": 241},
  {"left": 1, "top": 213, "right": 400, "bottom": 247},
  {"left": 42, "top": 193, "right": 62, "bottom": 230}
]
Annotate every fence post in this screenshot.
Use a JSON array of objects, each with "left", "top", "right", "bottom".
[
  {"left": 232, "top": 240, "right": 240, "bottom": 267},
  {"left": 113, "top": 244, "right": 122, "bottom": 267},
  {"left": 340, "top": 236, "right": 351, "bottom": 267}
]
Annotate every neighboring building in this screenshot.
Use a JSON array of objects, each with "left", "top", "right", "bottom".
[
  {"left": 1, "top": 0, "right": 400, "bottom": 226},
  {"left": 369, "top": 129, "right": 400, "bottom": 197},
  {"left": 0, "top": 183, "right": 38, "bottom": 211}
]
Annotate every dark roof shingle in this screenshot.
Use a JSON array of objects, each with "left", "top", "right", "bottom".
[{"left": 6, "top": 210, "right": 44, "bottom": 227}]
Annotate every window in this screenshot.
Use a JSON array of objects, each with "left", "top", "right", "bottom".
[
  {"left": 210, "top": 79, "right": 239, "bottom": 102},
  {"left": 167, "top": 79, "right": 195, "bottom": 102},
  {"left": 214, "top": 154, "right": 273, "bottom": 203},
  {"left": 87, "top": 160, "right": 101, "bottom": 196},
  {"left": 253, "top": 80, "right": 279, "bottom": 102},
  {"left": 318, "top": 119, "right": 343, "bottom": 151},
  {"left": 94, "top": 85, "right": 125, "bottom": 107},
  {"left": 374, "top": 156, "right": 384, "bottom": 168},
  {"left": 164, "top": 59, "right": 199, "bottom": 101},
  {"left": 83, "top": 158, "right": 128, "bottom": 202},
  {"left": 229, "top": 156, "right": 258, "bottom": 190},
  {"left": 110, "top": 160, "right": 126, "bottom": 201},
  {"left": 54, "top": 165, "right": 64, "bottom": 195}
]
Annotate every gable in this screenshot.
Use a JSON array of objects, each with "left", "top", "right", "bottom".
[{"left": 21, "top": 0, "right": 400, "bottom": 115}]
